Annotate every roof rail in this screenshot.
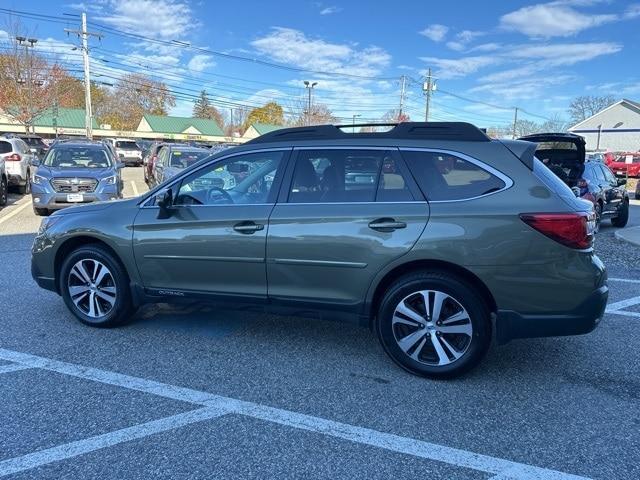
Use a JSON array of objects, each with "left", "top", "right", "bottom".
[{"left": 246, "top": 122, "right": 490, "bottom": 144}]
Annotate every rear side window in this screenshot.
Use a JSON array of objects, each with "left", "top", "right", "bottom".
[
  {"left": 402, "top": 150, "right": 506, "bottom": 201},
  {"left": 0, "top": 141, "right": 11, "bottom": 154},
  {"left": 288, "top": 149, "right": 415, "bottom": 203}
]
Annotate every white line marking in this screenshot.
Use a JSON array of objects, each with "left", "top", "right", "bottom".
[
  {"left": 605, "top": 296, "right": 640, "bottom": 312},
  {"left": 0, "top": 407, "right": 227, "bottom": 477},
  {"left": 0, "top": 198, "right": 32, "bottom": 226},
  {"left": 0, "top": 364, "right": 33, "bottom": 374},
  {"left": 0, "top": 348, "right": 590, "bottom": 480},
  {"left": 608, "top": 277, "right": 640, "bottom": 284},
  {"left": 130, "top": 180, "right": 139, "bottom": 197},
  {"left": 606, "top": 310, "right": 640, "bottom": 318}
]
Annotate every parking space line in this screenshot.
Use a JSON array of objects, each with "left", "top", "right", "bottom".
[
  {"left": 0, "top": 348, "right": 589, "bottom": 479},
  {"left": 607, "top": 310, "right": 640, "bottom": 318},
  {"left": 0, "top": 407, "right": 228, "bottom": 477},
  {"left": 0, "top": 198, "right": 32, "bottom": 226},
  {"left": 130, "top": 180, "right": 139, "bottom": 197},
  {"left": 0, "top": 364, "right": 33, "bottom": 374},
  {"left": 608, "top": 277, "right": 640, "bottom": 284},
  {"left": 605, "top": 296, "right": 640, "bottom": 312}
]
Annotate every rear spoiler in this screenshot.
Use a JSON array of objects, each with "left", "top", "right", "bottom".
[{"left": 499, "top": 140, "right": 537, "bottom": 170}]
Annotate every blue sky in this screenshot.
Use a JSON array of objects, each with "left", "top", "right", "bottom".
[{"left": 1, "top": 0, "right": 639, "bottom": 127}]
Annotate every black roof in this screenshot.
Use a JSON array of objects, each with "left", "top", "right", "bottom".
[{"left": 246, "top": 122, "right": 490, "bottom": 144}]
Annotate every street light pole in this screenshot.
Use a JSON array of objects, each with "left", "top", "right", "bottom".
[
  {"left": 303, "top": 80, "right": 318, "bottom": 126},
  {"left": 16, "top": 36, "right": 38, "bottom": 133}
]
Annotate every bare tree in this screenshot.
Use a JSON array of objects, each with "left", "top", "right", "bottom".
[
  {"left": 568, "top": 95, "right": 616, "bottom": 125},
  {"left": 0, "top": 18, "right": 75, "bottom": 132},
  {"left": 382, "top": 109, "right": 410, "bottom": 123}
]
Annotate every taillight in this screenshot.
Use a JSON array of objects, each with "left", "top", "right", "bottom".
[
  {"left": 4, "top": 153, "right": 21, "bottom": 161},
  {"left": 520, "top": 212, "right": 595, "bottom": 250}
]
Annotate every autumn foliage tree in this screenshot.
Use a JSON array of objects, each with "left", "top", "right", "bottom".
[{"left": 243, "top": 101, "right": 285, "bottom": 132}]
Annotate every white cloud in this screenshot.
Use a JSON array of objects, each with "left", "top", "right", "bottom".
[
  {"left": 0, "top": 30, "right": 8, "bottom": 40},
  {"left": 251, "top": 27, "right": 391, "bottom": 77},
  {"left": 510, "top": 42, "right": 622, "bottom": 65},
  {"left": 419, "top": 24, "right": 449, "bottom": 42},
  {"left": 419, "top": 55, "right": 500, "bottom": 79},
  {"left": 99, "top": 0, "right": 196, "bottom": 40},
  {"left": 500, "top": 2, "right": 618, "bottom": 37},
  {"left": 468, "top": 42, "right": 502, "bottom": 53},
  {"left": 469, "top": 74, "right": 576, "bottom": 100},
  {"left": 320, "top": 6, "right": 342, "bottom": 15},
  {"left": 187, "top": 54, "right": 215, "bottom": 72}
]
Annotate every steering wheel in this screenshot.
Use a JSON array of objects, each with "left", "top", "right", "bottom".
[{"left": 206, "top": 187, "right": 234, "bottom": 204}]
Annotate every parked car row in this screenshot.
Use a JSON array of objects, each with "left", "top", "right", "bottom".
[
  {"left": 520, "top": 133, "right": 629, "bottom": 230},
  {"left": 143, "top": 142, "right": 216, "bottom": 188}
]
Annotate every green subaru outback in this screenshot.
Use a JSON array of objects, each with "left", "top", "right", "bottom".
[{"left": 31, "top": 123, "right": 607, "bottom": 378}]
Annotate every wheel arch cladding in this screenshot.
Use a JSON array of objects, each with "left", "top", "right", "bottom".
[
  {"left": 368, "top": 259, "right": 497, "bottom": 328},
  {"left": 54, "top": 236, "right": 131, "bottom": 293}
]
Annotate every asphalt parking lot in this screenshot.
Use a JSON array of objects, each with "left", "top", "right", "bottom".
[{"left": 1, "top": 167, "right": 639, "bottom": 479}]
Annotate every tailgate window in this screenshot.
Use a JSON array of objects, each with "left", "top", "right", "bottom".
[{"left": 0, "top": 141, "right": 12, "bottom": 154}]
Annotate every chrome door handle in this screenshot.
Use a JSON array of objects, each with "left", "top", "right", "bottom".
[
  {"left": 368, "top": 218, "right": 407, "bottom": 232},
  {"left": 233, "top": 222, "right": 264, "bottom": 234}
]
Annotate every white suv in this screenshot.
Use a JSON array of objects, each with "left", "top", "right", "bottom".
[
  {"left": 107, "top": 138, "right": 143, "bottom": 166},
  {"left": 0, "top": 152, "right": 7, "bottom": 206},
  {"left": 0, "top": 136, "right": 37, "bottom": 194}
]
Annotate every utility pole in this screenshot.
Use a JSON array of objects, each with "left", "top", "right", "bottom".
[
  {"left": 303, "top": 80, "right": 317, "bottom": 126},
  {"left": 16, "top": 36, "right": 38, "bottom": 133},
  {"left": 512, "top": 107, "right": 519, "bottom": 139},
  {"left": 65, "top": 13, "right": 103, "bottom": 139},
  {"left": 398, "top": 75, "right": 406, "bottom": 120},
  {"left": 423, "top": 68, "right": 435, "bottom": 122},
  {"left": 352, "top": 114, "right": 361, "bottom": 132},
  {"left": 229, "top": 108, "right": 234, "bottom": 137}
]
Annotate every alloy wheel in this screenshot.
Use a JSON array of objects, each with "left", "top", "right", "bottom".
[
  {"left": 67, "top": 259, "right": 117, "bottom": 318},
  {"left": 392, "top": 290, "right": 473, "bottom": 366}
]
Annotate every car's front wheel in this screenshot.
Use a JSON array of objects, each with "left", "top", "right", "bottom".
[
  {"left": 59, "top": 246, "right": 134, "bottom": 327},
  {"left": 376, "top": 271, "right": 492, "bottom": 379}
]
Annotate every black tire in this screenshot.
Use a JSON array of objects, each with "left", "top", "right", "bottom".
[
  {"left": 17, "top": 171, "right": 30, "bottom": 195},
  {"left": 0, "top": 175, "right": 7, "bottom": 206},
  {"left": 611, "top": 200, "right": 629, "bottom": 228},
  {"left": 376, "top": 271, "right": 492, "bottom": 379},
  {"left": 33, "top": 207, "right": 50, "bottom": 216},
  {"left": 59, "top": 245, "right": 134, "bottom": 327}
]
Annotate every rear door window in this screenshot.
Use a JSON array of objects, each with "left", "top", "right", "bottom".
[
  {"left": 0, "top": 141, "right": 11, "bottom": 154},
  {"left": 401, "top": 150, "right": 506, "bottom": 201}
]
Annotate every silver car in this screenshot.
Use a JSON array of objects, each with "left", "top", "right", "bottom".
[{"left": 0, "top": 136, "right": 37, "bottom": 194}]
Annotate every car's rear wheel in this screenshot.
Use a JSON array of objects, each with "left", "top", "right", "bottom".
[
  {"left": 17, "top": 171, "right": 30, "bottom": 194},
  {"left": 611, "top": 200, "right": 629, "bottom": 228},
  {"left": 59, "top": 246, "right": 134, "bottom": 327},
  {"left": 376, "top": 271, "right": 492, "bottom": 379},
  {"left": 0, "top": 175, "right": 7, "bottom": 206}
]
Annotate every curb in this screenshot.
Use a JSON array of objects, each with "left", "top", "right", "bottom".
[{"left": 615, "top": 225, "right": 640, "bottom": 247}]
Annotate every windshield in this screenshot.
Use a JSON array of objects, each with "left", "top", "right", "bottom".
[
  {"left": 23, "top": 137, "right": 46, "bottom": 147},
  {"left": 170, "top": 150, "right": 210, "bottom": 168},
  {"left": 43, "top": 147, "right": 113, "bottom": 168},
  {"left": 115, "top": 141, "right": 139, "bottom": 150}
]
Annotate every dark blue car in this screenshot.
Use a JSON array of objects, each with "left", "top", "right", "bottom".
[{"left": 30, "top": 140, "right": 124, "bottom": 216}]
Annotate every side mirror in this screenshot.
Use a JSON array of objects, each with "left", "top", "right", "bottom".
[
  {"left": 116, "top": 162, "right": 125, "bottom": 169},
  {"left": 617, "top": 178, "right": 627, "bottom": 186},
  {"left": 30, "top": 158, "right": 40, "bottom": 167},
  {"left": 156, "top": 189, "right": 174, "bottom": 219}
]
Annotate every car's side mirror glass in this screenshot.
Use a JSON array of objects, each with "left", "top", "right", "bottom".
[{"left": 156, "top": 189, "right": 174, "bottom": 219}]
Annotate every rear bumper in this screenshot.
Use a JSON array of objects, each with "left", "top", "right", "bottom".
[
  {"left": 496, "top": 284, "right": 608, "bottom": 343},
  {"left": 7, "top": 173, "right": 26, "bottom": 185}
]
